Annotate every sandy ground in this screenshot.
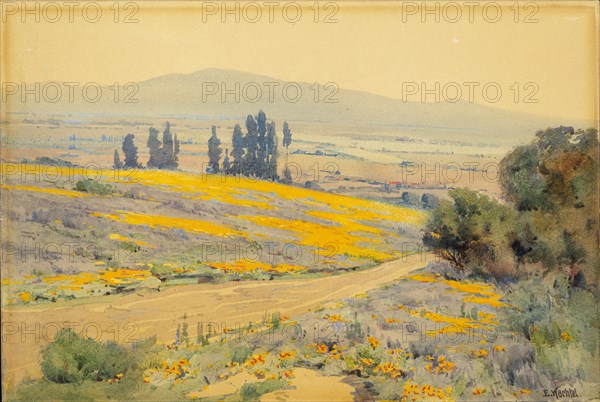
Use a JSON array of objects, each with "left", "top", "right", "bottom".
[
  {"left": 260, "top": 368, "right": 355, "bottom": 402},
  {"left": 2, "top": 253, "right": 432, "bottom": 385},
  {"left": 186, "top": 368, "right": 354, "bottom": 401}
]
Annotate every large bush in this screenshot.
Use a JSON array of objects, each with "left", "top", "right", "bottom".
[
  {"left": 41, "top": 328, "right": 153, "bottom": 383},
  {"left": 423, "top": 188, "right": 516, "bottom": 275},
  {"left": 425, "top": 126, "right": 598, "bottom": 284},
  {"left": 500, "top": 126, "right": 598, "bottom": 283}
]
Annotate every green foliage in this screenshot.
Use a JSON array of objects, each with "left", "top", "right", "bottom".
[
  {"left": 196, "top": 322, "right": 210, "bottom": 345},
  {"left": 423, "top": 188, "right": 515, "bottom": 272},
  {"left": 150, "top": 264, "right": 174, "bottom": 281},
  {"left": 502, "top": 274, "right": 599, "bottom": 382},
  {"left": 500, "top": 126, "right": 598, "bottom": 212},
  {"left": 33, "top": 156, "right": 76, "bottom": 167},
  {"left": 40, "top": 329, "right": 155, "bottom": 383},
  {"left": 499, "top": 144, "right": 550, "bottom": 211},
  {"left": 75, "top": 178, "right": 114, "bottom": 195},
  {"left": 500, "top": 126, "right": 598, "bottom": 280},
  {"left": 505, "top": 213, "right": 551, "bottom": 268},
  {"left": 426, "top": 126, "right": 598, "bottom": 282},
  {"left": 239, "top": 379, "right": 286, "bottom": 401},
  {"left": 231, "top": 346, "right": 253, "bottom": 364},
  {"left": 119, "top": 241, "right": 141, "bottom": 253},
  {"left": 271, "top": 311, "right": 281, "bottom": 330},
  {"left": 345, "top": 314, "right": 364, "bottom": 340}
]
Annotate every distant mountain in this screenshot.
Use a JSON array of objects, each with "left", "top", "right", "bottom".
[{"left": 4, "top": 68, "right": 590, "bottom": 143}]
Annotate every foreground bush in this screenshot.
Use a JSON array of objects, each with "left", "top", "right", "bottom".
[
  {"left": 41, "top": 329, "right": 154, "bottom": 383},
  {"left": 501, "top": 273, "right": 599, "bottom": 394}
]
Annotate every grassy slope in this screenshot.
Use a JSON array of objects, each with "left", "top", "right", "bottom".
[{"left": 1, "top": 164, "right": 426, "bottom": 306}]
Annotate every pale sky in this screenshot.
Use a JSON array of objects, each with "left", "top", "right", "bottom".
[{"left": 1, "top": 1, "right": 598, "bottom": 121}]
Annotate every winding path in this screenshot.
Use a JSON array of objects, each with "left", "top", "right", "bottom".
[{"left": 2, "top": 253, "right": 433, "bottom": 384}]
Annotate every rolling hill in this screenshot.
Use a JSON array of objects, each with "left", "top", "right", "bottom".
[{"left": 4, "top": 68, "right": 587, "bottom": 144}]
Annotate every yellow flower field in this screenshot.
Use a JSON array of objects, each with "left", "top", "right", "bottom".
[
  {"left": 2, "top": 164, "right": 427, "bottom": 305},
  {"left": 0, "top": 183, "right": 89, "bottom": 198},
  {"left": 92, "top": 211, "right": 246, "bottom": 238},
  {"left": 407, "top": 274, "right": 510, "bottom": 308},
  {"left": 206, "top": 260, "right": 306, "bottom": 274},
  {"left": 42, "top": 268, "right": 152, "bottom": 287}
]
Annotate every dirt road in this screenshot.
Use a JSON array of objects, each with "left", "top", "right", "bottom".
[{"left": 2, "top": 253, "right": 432, "bottom": 384}]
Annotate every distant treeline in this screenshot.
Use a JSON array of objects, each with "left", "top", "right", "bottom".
[
  {"left": 113, "top": 122, "right": 180, "bottom": 170},
  {"left": 207, "top": 109, "right": 293, "bottom": 181},
  {"left": 113, "top": 110, "right": 293, "bottom": 181}
]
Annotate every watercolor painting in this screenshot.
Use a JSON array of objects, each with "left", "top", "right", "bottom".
[{"left": 1, "top": 1, "right": 598, "bottom": 401}]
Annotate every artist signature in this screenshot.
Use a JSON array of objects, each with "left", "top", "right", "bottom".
[{"left": 543, "top": 387, "right": 579, "bottom": 399}]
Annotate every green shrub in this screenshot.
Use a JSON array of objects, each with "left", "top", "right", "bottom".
[
  {"left": 120, "top": 241, "right": 141, "bottom": 253},
  {"left": 240, "top": 379, "right": 286, "bottom": 401},
  {"left": 33, "top": 156, "right": 76, "bottom": 167},
  {"left": 423, "top": 188, "right": 516, "bottom": 273},
  {"left": 271, "top": 311, "right": 281, "bottom": 329},
  {"left": 75, "top": 178, "right": 114, "bottom": 195},
  {"left": 231, "top": 346, "right": 253, "bottom": 364},
  {"left": 150, "top": 264, "right": 173, "bottom": 281},
  {"left": 40, "top": 328, "right": 153, "bottom": 383},
  {"left": 501, "top": 275, "right": 599, "bottom": 383}
]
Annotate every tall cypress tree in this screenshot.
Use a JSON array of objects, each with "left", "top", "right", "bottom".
[
  {"left": 162, "top": 122, "right": 174, "bottom": 169},
  {"left": 256, "top": 110, "right": 267, "bottom": 178},
  {"left": 147, "top": 127, "right": 162, "bottom": 168},
  {"left": 113, "top": 149, "right": 123, "bottom": 169},
  {"left": 122, "top": 133, "right": 139, "bottom": 169},
  {"left": 208, "top": 125, "right": 223, "bottom": 173},
  {"left": 282, "top": 121, "right": 293, "bottom": 181},
  {"left": 173, "top": 133, "right": 180, "bottom": 169},
  {"left": 282, "top": 121, "right": 292, "bottom": 155},
  {"left": 244, "top": 115, "right": 258, "bottom": 176},
  {"left": 266, "top": 121, "right": 279, "bottom": 180},
  {"left": 223, "top": 148, "right": 230, "bottom": 172},
  {"left": 230, "top": 124, "right": 245, "bottom": 175}
]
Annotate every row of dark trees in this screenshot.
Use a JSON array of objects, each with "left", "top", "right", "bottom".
[
  {"left": 207, "top": 110, "right": 293, "bottom": 181},
  {"left": 114, "top": 112, "right": 294, "bottom": 181},
  {"left": 114, "top": 122, "right": 180, "bottom": 169}
]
